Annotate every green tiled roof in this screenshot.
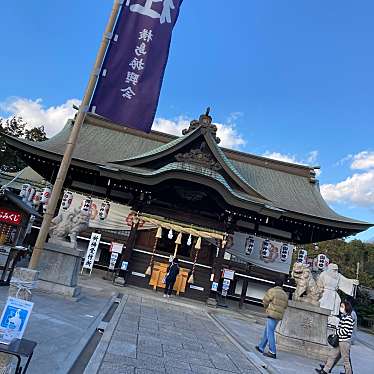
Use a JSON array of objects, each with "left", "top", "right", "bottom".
[
  {"left": 4, "top": 114, "right": 370, "bottom": 227},
  {"left": 104, "top": 162, "right": 271, "bottom": 207}
]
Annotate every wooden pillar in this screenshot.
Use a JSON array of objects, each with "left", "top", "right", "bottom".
[
  {"left": 239, "top": 264, "right": 252, "bottom": 309},
  {"left": 121, "top": 219, "right": 139, "bottom": 265},
  {"left": 208, "top": 241, "right": 225, "bottom": 302},
  {"left": 213, "top": 242, "right": 225, "bottom": 282},
  {"left": 239, "top": 278, "right": 248, "bottom": 309}
]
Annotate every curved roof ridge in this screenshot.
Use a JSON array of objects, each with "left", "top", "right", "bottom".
[{"left": 112, "top": 127, "right": 199, "bottom": 164}]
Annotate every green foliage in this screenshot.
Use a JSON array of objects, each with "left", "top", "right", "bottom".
[
  {"left": 0, "top": 116, "right": 48, "bottom": 172},
  {"left": 305, "top": 239, "right": 374, "bottom": 288},
  {"left": 24, "top": 126, "right": 48, "bottom": 142},
  {"left": 355, "top": 289, "right": 374, "bottom": 325}
]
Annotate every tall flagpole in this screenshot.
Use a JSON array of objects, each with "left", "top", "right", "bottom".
[{"left": 29, "top": 0, "right": 122, "bottom": 270}]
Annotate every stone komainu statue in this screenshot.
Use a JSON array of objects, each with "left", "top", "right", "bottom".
[
  {"left": 49, "top": 207, "right": 89, "bottom": 247},
  {"left": 291, "top": 262, "right": 323, "bottom": 306}
]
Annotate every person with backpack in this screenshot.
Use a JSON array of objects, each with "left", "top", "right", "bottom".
[
  {"left": 316, "top": 300, "right": 354, "bottom": 374},
  {"left": 255, "top": 278, "right": 288, "bottom": 359},
  {"left": 163, "top": 257, "right": 180, "bottom": 298}
]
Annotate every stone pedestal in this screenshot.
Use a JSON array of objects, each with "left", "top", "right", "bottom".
[
  {"left": 275, "top": 300, "right": 332, "bottom": 361},
  {"left": 36, "top": 240, "right": 83, "bottom": 299}
]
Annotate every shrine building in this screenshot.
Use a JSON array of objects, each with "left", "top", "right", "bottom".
[{"left": 3, "top": 110, "right": 371, "bottom": 303}]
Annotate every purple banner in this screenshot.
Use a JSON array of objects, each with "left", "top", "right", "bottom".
[{"left": 90, "top": 0, "right": 183, "bottom": 132}]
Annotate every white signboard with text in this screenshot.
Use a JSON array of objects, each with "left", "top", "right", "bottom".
[
  {"left": 0, "top": 297, "right": 34, "bottom": 344},
  {"left": 82, "top": 233, "right": 102, "bottom": 274},
  {"left": 109, "top": 252, "right": 119, "bottom": 270}
]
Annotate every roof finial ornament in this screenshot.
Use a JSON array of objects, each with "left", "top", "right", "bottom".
[{"left": 182, "top": 107, "right": 220, "bottom": 144}]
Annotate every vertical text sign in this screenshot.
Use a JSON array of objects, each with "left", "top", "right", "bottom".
[
  {"left": 90, "top": 0, "right": 183, "bottom": 132},
  {"left": 83, "top": 233, "right": 102, "bottom": 272}
]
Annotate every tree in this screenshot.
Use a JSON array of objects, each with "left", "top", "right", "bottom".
[
  {"left": 24, "top": 126, "right": 48, "bottom": 142},
  {"left": 304, "top": 239, "right": 374, "bottom": 288},
  {"left": 0, "top": 116, "right": 48, "bottom": 172}
]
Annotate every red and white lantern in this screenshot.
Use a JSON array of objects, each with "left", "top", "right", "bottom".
[
  {"left": 61, "top": 191, "right": 73, "bottom": 210},
  {"left": 27, "top": 187, "right": 36, "bottom": 202},
  {"left": 81, "top": 197, "right": 92, "bottom": 214},
  {"left": 41, "top": 186, "right": 52, "bottom": 204},
  {"left": 99, "top": 200, "right": 110, "bottom": 220},
  {"left": 32, "top": 191, "right": 41, "bottom": 208}
]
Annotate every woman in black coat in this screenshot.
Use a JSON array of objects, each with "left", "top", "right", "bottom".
[{"left": 164, "top": 258, "right": 180, "bottom": 298}]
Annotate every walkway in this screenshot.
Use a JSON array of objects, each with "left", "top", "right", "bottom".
[{"left": 90, "top": 293, "right": 260, "bottom": 374}]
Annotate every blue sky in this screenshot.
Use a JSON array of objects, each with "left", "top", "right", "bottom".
[{"left": 1, "top": 1, "right": 373, "bottom": 241}]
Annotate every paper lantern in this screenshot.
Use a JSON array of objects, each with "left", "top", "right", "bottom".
[
  {"left": 155, "top": 227, "right": 162, "bottom": 239},
  {"left": 22, "top": 184, "right": 32, "bottom": 201},
  {"left": 280, "top": 244, "right": 290, "bottom": 262},
  {"left": 81, "top": 197, "right": 92, "bottom": 214},
  {"left": 261, "top": 239, "right": 270, "bottom": 258},
  {"left": 61, "top": 190, "right": 74, "bottom": 210},
  {"left": 99, "top": 200, "right": 110, "bottom": 220},
  {"left": 245, "top": 235, "right": 255, "bottom": 256},
  {"left": 317, "top": 254, "right": 328, "bottom": 270},
  {"left": 20, "top": 183, "right": 30, "bottom": 198},
  {"left": 297, "top": 248, "right": 308, "bottom": 264},
  {"left": 32, "top": 191, "right": 41, "bottom": 208},
  {"left": 27, "top": 187, "right": 36, "bottom": 202},
  {"left": 175, "top": 232, "right": 182, "bottom": 245},
  {"left": 41, "top": 186, "right": 51, "bottom": 204}
]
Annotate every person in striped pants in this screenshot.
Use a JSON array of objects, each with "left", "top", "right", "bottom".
[{"left": 316, "top": 300, "right": 354, "bottom": 374}]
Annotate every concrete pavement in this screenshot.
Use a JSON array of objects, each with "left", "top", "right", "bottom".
[
  {"left": 0, "top": 278, "right": 116, "bottom": 373},
  {"left": 83, "top": 280, "right": 374, "bottom": 374},
  {"left": 212, "top": 308, "right": 374, "bottom": 374},
  {"left": 1, "top": 269, "right": 372, "bottom": 373},
  {"left": 85, "top": 291, "right": 260, "bottom": 374}
]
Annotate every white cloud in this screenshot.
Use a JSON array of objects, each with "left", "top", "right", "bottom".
[
  {"left": 152, "top": 116, "right": 246, "bottom": 150},
  {"left": 152, "top": 116, "right": 189, "bottom": 136},
  {"left": 320, "top": 170, "right": 374, "bottom": 208},
  {"left": 2, "top": 97, "right": 247, "bottom": 150},
  {"left": 262, "top": 150, "right": 319, "bottom": 165},
  {"left": 215, "top": 122, "right": 246, "bottom": 149},
  {"left": 307, "top": 150, "right": 319, "bottom": 164},
  {"left": 262, "top": 150, "right": 321, "bottom": 176},
  {"left": 350, "top": 151, "right": 374, "bottom": 170},
  {"left": 262, "top": 151, "right": 300, "bottom": 164},
  {"left": 1, "top": 97, "right": 80, "bottom": 136},
  {"left": 226, "top": 111, "right": 244, "bottom": 123}
]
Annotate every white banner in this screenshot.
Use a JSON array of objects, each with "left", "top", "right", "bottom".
[
  {"left": 225, "top": 232, "right": 294, "bottom": 274},
  {"left": 83, "top": 233, "right": 101, "bottom": 271},
  {"left": 58, "top": 191, "right": 156, "bottom": 231}
]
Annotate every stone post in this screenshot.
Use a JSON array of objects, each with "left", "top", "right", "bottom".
[{"left": 0, "top": 267, "right": 39, "bottom": 373}]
